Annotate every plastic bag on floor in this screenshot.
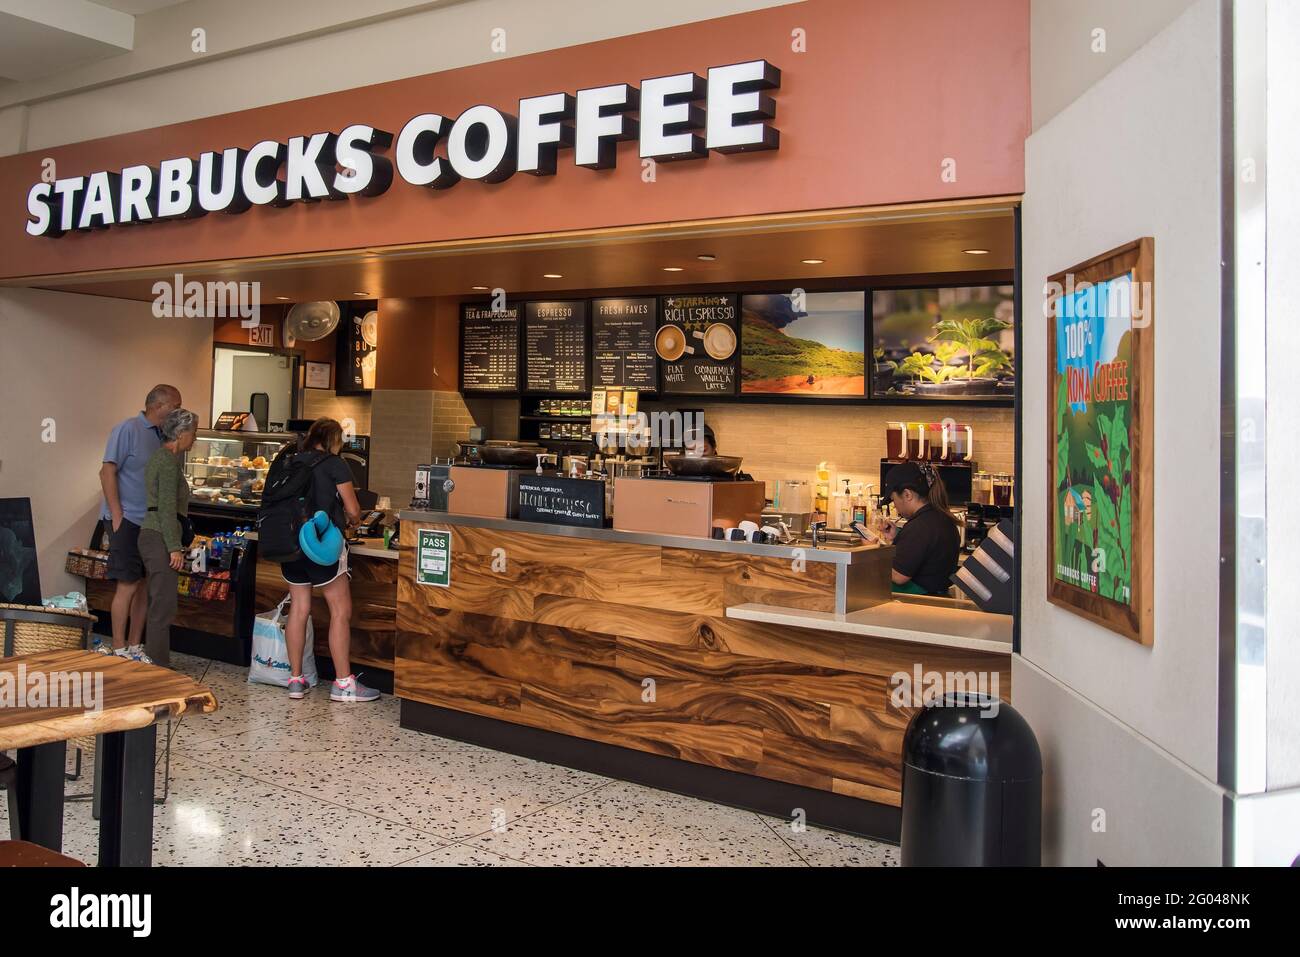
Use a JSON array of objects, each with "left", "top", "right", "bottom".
[{"left": 249, "top": 595, "right": 318, "bottom": 687}]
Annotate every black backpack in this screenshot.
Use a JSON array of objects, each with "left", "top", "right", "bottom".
[{"left": 256, "top": 448, "right": 327, "bottom": 562}]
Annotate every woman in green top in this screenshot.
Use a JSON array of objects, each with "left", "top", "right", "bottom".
[{"left": 138, "top": 408, "right": 198, "bottom": 667}]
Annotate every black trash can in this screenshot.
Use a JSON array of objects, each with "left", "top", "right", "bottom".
[{"left": 899, "top": 692, "right": 1042, "bottom": 866}]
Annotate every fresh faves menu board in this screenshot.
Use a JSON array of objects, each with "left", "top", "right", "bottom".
[
  {"left": 524, "top": 300, "right": 589, "bottom": 394},
  {"left": 460, "top": 302, "right": 520, "bottom": 393},
  {"left": 591, "top": 297, "right": 657, "bottom": 391},
  {"left": 657, "top": 293, "right": 739, "bottom": 395}
]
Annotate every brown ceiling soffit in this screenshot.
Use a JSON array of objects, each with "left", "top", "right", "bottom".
[{"left": 1, "top": 196, "right": 1020, "bottom": 288}]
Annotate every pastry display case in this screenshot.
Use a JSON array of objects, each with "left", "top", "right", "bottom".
[{"left": 183, "top": 429, "right": 293, "bottom": 515}]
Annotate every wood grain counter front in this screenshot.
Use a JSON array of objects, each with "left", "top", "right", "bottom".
[{"left": 395, "top": 514, "right": 1011, "bottom": 822}]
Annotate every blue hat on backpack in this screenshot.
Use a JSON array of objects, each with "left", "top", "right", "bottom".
[{"left": 298, "top": 511, "right": 344, "bottom": 565}]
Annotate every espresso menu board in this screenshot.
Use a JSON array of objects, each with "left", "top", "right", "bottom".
[
  {"left": 591, "top": 297, "right": 657, "bottom": 391},
  {"left": 657, "top": 293, "right": 740, "bottom": 396},
  {"left": 524, "top": 300, "right": 589, "bottom": 393},
  {"left": 460, "top": 302, "right": 520, "bottom": 393}
]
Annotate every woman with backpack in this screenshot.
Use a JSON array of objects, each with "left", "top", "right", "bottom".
[{"left": 270, "top": 417, "right": 379, "bottom": 703}]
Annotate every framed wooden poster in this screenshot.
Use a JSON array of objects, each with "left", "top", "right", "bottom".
[{"left": 1046, "top": 238, "right": 1154, "bottom": 645}]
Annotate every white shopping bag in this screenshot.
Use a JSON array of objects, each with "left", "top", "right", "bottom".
[{"left": 249, "top": 595, "right": 318, "bottom": 687}]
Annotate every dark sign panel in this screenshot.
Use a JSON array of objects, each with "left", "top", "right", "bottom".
[
  {"left": 460, "top": 302, "right": 520, "bottom": 393},
  {"left": 337, "top": 302, "right": 378, "bottom": 395},
  {"left": 524, "top": 300, "right": 589, "bottom": 393},
  {"left": 515, "top": 474, "right": 605, "bottom": 527},
  {"left": 657, "top": 293, "right": 739, "bottom": 396},
  {"left": 591, "top": 297, "right": 657, "bottom": 391}
]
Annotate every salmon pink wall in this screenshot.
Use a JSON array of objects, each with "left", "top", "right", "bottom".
[{"left": 0, "top": 0, "right": 1028, "bottom": 281}]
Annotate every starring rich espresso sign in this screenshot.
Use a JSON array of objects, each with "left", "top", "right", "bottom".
[{"left": 25, "top": 60, "right": 780, "bottom": 238}]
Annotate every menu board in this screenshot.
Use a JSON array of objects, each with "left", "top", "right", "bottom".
[
  {"left": 524, "top": 300, "right": 589, "bottom": 393},
  {"left": 657, "top": 294, "right": 739, "bottom": 396},
  {"left": 591, "top": 297, "right": 657, "bottom": 391},
  {"left": 460, "top": 302, "right": 520, "bottom": 393}
]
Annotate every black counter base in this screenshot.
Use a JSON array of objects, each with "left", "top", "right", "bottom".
[
  {"left": 399, "top": 698, "right": 901, "bottom": 844},
  {"left": 171, "top": 627, "right": 250, "bottom": 666}
]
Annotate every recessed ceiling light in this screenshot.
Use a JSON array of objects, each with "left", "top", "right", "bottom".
[
  {"left": 801, "top": 258, "right": 825, "bottom": 265},
  {"left": 471, "top": 286, "right": 489, "bottom": 291},
  {"left": 663, "top": 266, "right": 684, "bottom": 272},
  {"left": 962, "top": 248, "right": 991, "bottom": 255},
  {"left": 696, "top": 254, "right": 716, "bottom": 262},
  {"left": 275, "top": 296, "right": 291, "bottom": 301},
  {"left": 543, "top": 273, "right": 563, "bottom": 279},
  {"left": 353, "top": 291, "right": 369, "bottom": 296}
]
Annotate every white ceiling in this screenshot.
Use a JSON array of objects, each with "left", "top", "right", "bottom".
[
  {"left": 89, "top": 0, "right": 191, "bottom": 13},
  {"left": 0, "top": 0, "right": 190, "bottom": 83}
]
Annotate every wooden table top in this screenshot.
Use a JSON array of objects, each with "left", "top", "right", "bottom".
[{"left": 0, "top": 650, "right": 218, "bottom": 750}]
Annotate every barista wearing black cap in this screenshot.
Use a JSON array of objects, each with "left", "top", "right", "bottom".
[{"left": 879, "top": 461, "right": 962, "bottom": 595}]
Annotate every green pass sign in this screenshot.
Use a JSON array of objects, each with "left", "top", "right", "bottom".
[{"left": 416, "top": 528, "right": 450, "bottom": 587}]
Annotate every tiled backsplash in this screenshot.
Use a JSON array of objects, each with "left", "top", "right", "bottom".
[{"left": 301, "top": 391, "right": 373, "bottom": 435}]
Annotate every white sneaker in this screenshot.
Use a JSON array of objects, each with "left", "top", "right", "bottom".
[
  {"left": 330, "top": 674, "right": 379, "bottom": 703},
  {"left": 121, "top": 644, "right": 154, "bottom": 665}
]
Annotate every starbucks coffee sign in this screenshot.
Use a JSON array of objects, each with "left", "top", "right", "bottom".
[{"left": 25, "top": 59, "right": 780, "bottom": 238}]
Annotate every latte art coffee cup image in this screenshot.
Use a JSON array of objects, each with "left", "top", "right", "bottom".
[
  {"left": 655, "top": 325, "right": 688, "bottom": 361},
  {"left": 702, "top": 322, "right": 737, "bottom": 360}
]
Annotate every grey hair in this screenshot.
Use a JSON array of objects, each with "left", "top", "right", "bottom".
[
  {"left": 145, "top": 384, "right": 180, "bottom": 410},
  {"left": 161, "top": 408, "right": 198, "bottom": 442}
]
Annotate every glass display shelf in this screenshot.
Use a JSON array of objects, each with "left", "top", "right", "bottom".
[{"left": 183, "top": 429, "right": 293, "bottom": 513}]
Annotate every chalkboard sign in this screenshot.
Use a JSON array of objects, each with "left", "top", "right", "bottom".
[
  {"left": 591, "top": 297, "right": 657, "bottom": 391},
  {"left": 658, "top": 294, "right": 739, "bottom": 396},
  {"left": 524, "top": 300, "right": 589, "bottom": 393},
  {"left": 460, "top": 302, "right": 520, "bottom": 393},
  {"left": 337, "top": 302, "right": 378, "bottom": 395},
  {"left": 515, "top": 473, "right": 606, "bottom": 527}
]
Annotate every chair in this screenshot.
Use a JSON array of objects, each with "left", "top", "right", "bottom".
[
  {"left": 0, "top": 840, "right": 85, "bottom": 867},
  {"left": 0, "top": 602, "right": 97, "bottom": 836}
]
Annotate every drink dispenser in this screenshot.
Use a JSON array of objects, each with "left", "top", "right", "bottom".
[
  {"left": 926, "top": 423, "right": 949, "bottom": 462},
  {"left": 908, "top": 422, "right": 927, "bottom": 460},
  {"left": 950, "top": 423, "right": 975, "bottom": 462},
  {"left": 886, "top": 422, "right": 908, "bottom": 459}
]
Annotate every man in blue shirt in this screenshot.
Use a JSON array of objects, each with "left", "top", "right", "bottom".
[{"left": 99, "top": 384, "right": 182, "bottom": 661}]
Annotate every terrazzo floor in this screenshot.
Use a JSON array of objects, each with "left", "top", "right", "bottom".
[{"left": 1, "top": 653, "right": 900, "bottom": 867}]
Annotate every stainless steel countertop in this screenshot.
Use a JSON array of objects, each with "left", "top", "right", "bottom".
[{"left": 399, "top": 510, "right": 889, "bottom": 566}]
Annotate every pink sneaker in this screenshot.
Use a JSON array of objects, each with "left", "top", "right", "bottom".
[
  {"left": 287, "top": 675, "right": 310, "bottom": 699},
  {"left": 330, "top": 674, "right": 379, "bottom": 703}
]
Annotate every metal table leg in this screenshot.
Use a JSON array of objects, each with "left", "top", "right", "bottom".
[
  {"left": 97, "top": 724, "right": 157, "bottom": 867},
  {"left": 15, "top": 741, "right": 67, "bottom": 851}
]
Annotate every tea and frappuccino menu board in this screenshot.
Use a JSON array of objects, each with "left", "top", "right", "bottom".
[
  {"left": 657, "top": 294, "right": 740, "bottom": 396},
  {"left": 591, "top": 297, "right": 657, "bottom": 391},
  {"left": 524, "top": 300, "right": 589, "bottom": 394},
  {"left": 460, "top": 302, "right": 521, "bottom": 393}
]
